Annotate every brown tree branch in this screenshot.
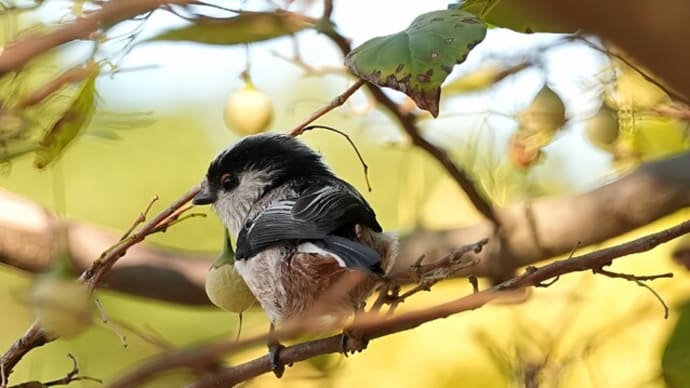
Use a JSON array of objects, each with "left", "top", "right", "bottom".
[
  {"left": 0, "top": 187, "right": 201, "bottom": 383},
  {"left": 8, "top": 354, "right": 102, "bottom": 388},
  {"left": 0, "top": 0, "right": 193, "bottom": 75},
  {"left": 2, "top": 150, "right": 689, "bottom": 301},
  {"left": 286, "top": 78, "right": 365, "bottom": 136},
  {"left": 109, "top": 217, "right": 689, "bottom": 387},
  {"left": 317, "top": 27, "right": 501, "bottom": 226},
  {"left": 510, "top": 0, "right": 690, "bottom": 101},
  {"left": 397, "top": 150, "right": 690, "bottom": 280}
]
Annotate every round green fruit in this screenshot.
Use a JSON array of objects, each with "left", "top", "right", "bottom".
[
  {"left": 31, "top": 277, "right": 92, "bottom": 338},
  {"left": 205, "top": 263, "right": 256, "bottom": 313},
  {"left": 585, "top": 106, "right": 619, "bottom": 151}
]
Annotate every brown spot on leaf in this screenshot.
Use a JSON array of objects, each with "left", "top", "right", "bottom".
[
  {"left": 462, "top": 17, "right": 479, "bottom": 24},
  {"left": 441, "top": 65, "right": 453, "bottom": 74},
  {"left": 416, "top": 69, "right": 433, "bottom": 83},
  {"left": 431, "top": 51, "right": 438, "bottom": 59},
  {"left": 444, "top": 37, "right": 454, "bottom": 44},
  {"left": 409, "top": 87, "right": 440, "bottom": 118},
  {"left": 395, "top": 64, "right": 405, "bottom": 73}
]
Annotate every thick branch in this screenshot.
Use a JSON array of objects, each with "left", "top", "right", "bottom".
[
  {"left": 0, "top": 188, "right": 200, "bottom": 381},
  {"left": 2, "top": 151, "right": 689, "bottom": 300},
  {"left": 0, "top": 189, "right": 211, "bottom": 305},
  {"left": 111, "top": 217, "right": 689, "bottom": 387},
  {"left": 397, "top": 151, "right": 690, "bottom": 280},
  {"left": 511, "top": 0, "right": 690, "bottom": 100}
]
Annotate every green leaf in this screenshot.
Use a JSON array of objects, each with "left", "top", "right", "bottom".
[
  {"left": 663, "top": 301, "right": 690, "bottom": 387},
  {"left": 459, "top": 0, "right": 569, "bottom": 33},
  {"left": 34, "top": 61, "right": 99, "bottom": 169},
  {"left": 149, "top": 11, "right": 312, "bottom": 45},
  {"left": 211, "top": 228, "right": 236, "bottom": 269},
  {"left": 345, "top": 9, "right": 487, "bottom": 117}
]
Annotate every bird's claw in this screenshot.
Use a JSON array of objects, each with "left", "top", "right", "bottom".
[
  {"left": 340, "top": 330, "right": 369, "bottom": 357},
  {"left": 268, "top": 342, "right": 286, "bottom": 378}
]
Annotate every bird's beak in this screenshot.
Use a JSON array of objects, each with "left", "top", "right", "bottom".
[{"left": 192, "top": 181, "right": 217, "bottom": 205}]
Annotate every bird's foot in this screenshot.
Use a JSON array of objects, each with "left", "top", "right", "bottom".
[
  {"left": 268, "top": 341, "right": 286, "bottom": 378},
  {"left": 339, "top": 329, "right": 369, "bottom": 357}
]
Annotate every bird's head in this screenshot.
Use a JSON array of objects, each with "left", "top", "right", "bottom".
[{"left": 192, "top": 133, "right": 332, "bottom": 234}]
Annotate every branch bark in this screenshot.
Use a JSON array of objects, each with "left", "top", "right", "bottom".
[
  {"left": 0, "top": 188, "right": 200, "bottom": 381},
  {"left": 2, "top": 150, "right": 689, "bottom": 300},
  {"left": 0, "top": 0, "right": 193, "bottom": 75},
  {"left": 0, "top": 189, "right": 210, "bottom": 305},
  {"left": 511, "top": 0, "right": 690, "bottom": 101},
  {"left": 108, "top": 217, "right": 690, "bottom": 387},
  {"left": 316, "top": 27, "right": 502, "bottom": 225}
]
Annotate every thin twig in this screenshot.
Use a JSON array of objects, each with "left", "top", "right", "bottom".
[
  {"left": 322, "top": 0, "right": 333, "bottom": 18},
  {"left": 649, "top": 103, "right": 690, "bottom": 121},
  {"left": 0, "top": 187, "right": 201, "bottom": 382},
  {"left": 108, "top": 218, "right": 690, "bottom": 388},
  {"left": 593, "top": 268, "right": 673, "bottom": 318},
  {"left": 9, "top": 354, "right": 102, "bottom": 388},
  {"left": 120, "top": 195, "right": 158, "bottom": 241},
  {"left": 287, "top": 78, "right": 365, "bottom": 137},
  {"left": 94, "top": 298, "right": 128, "bottom": 348},
  {"left": 317, "top": 27, "right": 501, "bottom": 226},
  {"left": 300, "top": 124, "right": 372, "bottom": 191},
  {"left": 0, "top": 0, "right": 195, "bottom": 75},
  {"left": 577, "top": 37, "right": 690, "bottom": 105}
]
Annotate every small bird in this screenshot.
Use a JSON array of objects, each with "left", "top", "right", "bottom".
[{"left": 193, "top": 133, "right": 397, "bottom": 375}]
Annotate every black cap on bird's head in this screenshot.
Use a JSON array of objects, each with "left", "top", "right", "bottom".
[{"left": 193, "top": 134, "right": 332, "bottom": 205}]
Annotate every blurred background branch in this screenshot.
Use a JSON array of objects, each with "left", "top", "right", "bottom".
[{"left": 1, "top": 150, "right": 688, "bottom": 303}]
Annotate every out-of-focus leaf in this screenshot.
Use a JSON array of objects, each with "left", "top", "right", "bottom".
[
  {"left": 443, "top": 61, "right": 530, "bottom": 94},
  {"left": 0, "top": 141, "right": 41, "bottom": 163},
  {"left": 16, "top": 64, "right": 95, "bottom": 109},
  {"left": 585, "top": 105, "right": 619, "bottom": 152},
  {"left": 459, "top": 0, "right": 569, "bottom": 33},
  {"left": 345, "top": 9, "right": 486, "bottom": 117},
  {"left": 34, "top": 61, "right": 99, "bottom": 169},
  {"left": 663, "top": 301, "right": 690, "bottom": 387},
  {"left": 517, "top": 85, "right": 566, "bottom": 140},
  {"left": 88, "top": 130, "right": 122, "bottom": 140},
  {"left": 148, "top": 11, "right": 312, "bottom": 45},
  {"left": 0, "top": 108, "right": 32, "bottom": 141}
]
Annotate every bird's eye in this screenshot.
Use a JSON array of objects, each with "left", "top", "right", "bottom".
[{"left": 220, "top": 173, "right": 239, "bottom": 191}]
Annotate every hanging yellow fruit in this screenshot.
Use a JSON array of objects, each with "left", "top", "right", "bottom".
[{"left": 223, "top": 78, "right": 273, "bottom": 136}]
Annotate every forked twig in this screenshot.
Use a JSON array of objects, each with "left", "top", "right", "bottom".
[{"left": 593, "top": 267, "right": 673, "bottom": 318}]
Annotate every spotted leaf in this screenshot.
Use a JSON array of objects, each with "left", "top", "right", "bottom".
[{"left": 345, "top": 9, "right": 487, "bottom": 117}]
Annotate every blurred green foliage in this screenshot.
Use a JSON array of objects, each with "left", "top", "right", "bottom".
[{"left": 1, "top": 2, "right": 690, "bottom": 387}]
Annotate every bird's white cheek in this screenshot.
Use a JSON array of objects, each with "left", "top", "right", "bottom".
[
  {"left": 212, "top": 192, "right": 249, "bottom": 237},
  {"left": 211, "top": 170, "right": 273, "bottom": 236}
]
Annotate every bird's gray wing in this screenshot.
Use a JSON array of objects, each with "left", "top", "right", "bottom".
[
  {"left": 292, "top": 184, "right": 381, "bottom": 232},
  {"left": 235, "top": 184, "right": 382, "bottom": 273}
]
